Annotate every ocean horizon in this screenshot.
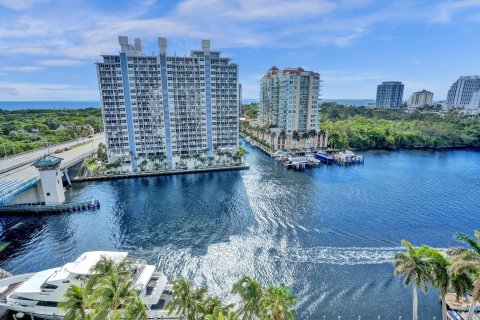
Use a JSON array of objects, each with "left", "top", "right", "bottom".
[
  {"left": 0, "top": 100, "right": 101, "bottom": 110},
  {"left": 0, "top": 99, "right": 375, "bottom": 110}
]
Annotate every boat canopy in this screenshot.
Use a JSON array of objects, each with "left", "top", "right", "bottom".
[
  {"left": 65, "top": 251, "right": 129, "bottom": 275},
  {"left": 14, "top": 268, "right": 60, "bottom": 294}
]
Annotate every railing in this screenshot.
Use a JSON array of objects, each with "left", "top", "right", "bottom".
[
  {"left": 0, "top": 177, "right": 39, "bottom": 205},
  {"left": 60, "top": 149, "right": 97, "bottom": 169}
]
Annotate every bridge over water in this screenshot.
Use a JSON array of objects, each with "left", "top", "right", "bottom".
[{"left": 0, "top": 134, "right": 105, "bottom": 204}]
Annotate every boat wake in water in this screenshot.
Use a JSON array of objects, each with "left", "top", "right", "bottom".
[{"left": 284, "top": 246, "right": 402, "bottom": 265}]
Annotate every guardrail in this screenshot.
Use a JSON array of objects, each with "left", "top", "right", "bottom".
[
  {"left": 0, "top": 177, "right": 39, "bottom": 205},
  {"left": 0, "top": 133, "right": 104, "bottom": 161},
  {"left": 60, "top": 149, "right": 97, "bottom": 169}
]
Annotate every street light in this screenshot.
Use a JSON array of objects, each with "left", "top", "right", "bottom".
[{"left": 2, "top": 141, "right": 7, "bottom": 159}]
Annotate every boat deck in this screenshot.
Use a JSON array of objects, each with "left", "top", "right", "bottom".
[
  {"left": 446, "top": 292, "right": 480, "bottom": 311},
  {"left": 0, "top": 283, "right": 21, "bottom": 302}
]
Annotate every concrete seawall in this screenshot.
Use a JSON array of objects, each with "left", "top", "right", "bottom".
[{"left": 73, "top": 165, "right": 250, "bottom": 182}]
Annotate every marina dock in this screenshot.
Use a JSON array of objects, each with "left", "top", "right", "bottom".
[{"left": 0, "top": 199, "right": 100, "bottom": 215}]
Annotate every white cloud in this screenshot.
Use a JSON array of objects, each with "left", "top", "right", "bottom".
[
  {"left": 0, "top": 0, "right": 48, "bottom": 10},
  {"left": 0, "top": 66, "right": 42, "bottom": 73},
  {"left": 321, "top": 70, "right": 391, "bottom": 82},
  {"left": 38, "top": 59, "right": 86, "bottom": 66},
  {"left": 0, "top": 81, "right": 98, "bottom": 100}
]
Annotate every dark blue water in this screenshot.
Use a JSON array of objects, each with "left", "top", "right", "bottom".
[
  {"left": 0, "top": 101, "right": 100, "bottom": 110},
  {"left": 1, "top": 141, "right": 479, "bottom": 319}
]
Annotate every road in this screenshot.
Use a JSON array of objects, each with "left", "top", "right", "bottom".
[{"left": 0, "top": 133, "right": 105, "bottom": 180}]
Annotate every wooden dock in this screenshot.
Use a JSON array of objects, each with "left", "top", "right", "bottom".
[{"left": 0, "top": 199, "right": 100, "bottom": 215}]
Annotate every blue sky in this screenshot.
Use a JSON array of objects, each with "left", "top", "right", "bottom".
[{"left": 1, "top": 0, "right": 480, "bottom": 101}]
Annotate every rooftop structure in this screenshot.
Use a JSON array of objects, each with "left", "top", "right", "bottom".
[{"left": 32, "top": 155, "right": 63, "bottom": 170}]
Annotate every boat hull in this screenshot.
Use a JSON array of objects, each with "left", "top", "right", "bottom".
[{"left": 314, "top": 153, "right": 334, "bottom": 165}]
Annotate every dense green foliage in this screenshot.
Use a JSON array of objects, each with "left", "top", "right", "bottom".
[
  {"left": 395, "top": 230, "right": 480, "bottom": 320},
  {"left": 242, "top": 103, "right": 259, "bottom": 119},
  {"left": 167, "top": 276, "right": 296, "bottom": 320},
  {"left": 0, "top": 108, "right": 102, "bottom": 156},
  {"left": 320, "top": 104, "right": 480, "bottom": 149},
  {"left": 61, "top": 256, "right": 147, "bottom": 320}
]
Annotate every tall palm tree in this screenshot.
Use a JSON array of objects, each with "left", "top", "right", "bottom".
[
  {"left": 125, "top": 293, "right": 148, "bottom": 320},
  {"left": 450, "top": 272, "right": 473, "bottom": 303},
  {"left": 205, "top": 306, "right": 238, "bottom": 320},
  {"left": 91, "top": 272, "right": 135, "bottom": 319},
  {"left": 301, "top": 132, "right": 309, "bottom": 149},
  {"left": 289, "top": 131, "right": 299, "bottom": 151},
  {"left": 449, "top": 231, "right": 480, "bottom": 320},
  {"left": 279, "top": 130, "right": 287, "bottom": 149},
  {"left": 425, "top": 248, "right": 450, "bottom": 320},
  {"left": 259, "top": 283, "right": 296, "bottom": 320},
  {"left": 62, "top": 257, "right": 147, "bottom": 320},
  {"left": 167, "top": 278, "right": 207, "bottom": 320},
  {"left": 61, "top": 284, "right": 91, "bottom": 320},
  {"left": 394, "top": 240, "right": 432, "bottom": 320},
  {"left": 270, "top": 131, "right": 277, "bottom": 151},
  {"left": 231, "top": 276, "right": 264, "bottom": 319}
]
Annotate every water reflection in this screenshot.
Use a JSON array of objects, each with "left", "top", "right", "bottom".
[{"left": 0, "top": 140, "right": 479, "bottom": 319}]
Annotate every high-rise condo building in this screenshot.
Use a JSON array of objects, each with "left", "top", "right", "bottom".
[
  {"left": 259, "top": 66, "right": 321, "bottom": 132},
  {"left": 249, "top": 66, "right": 327, "bottom": 151},
  {"left": 407, "top": 90, "right": 433, "bottom": 108},
  {"left": 446, "top": 76, "right": 480, "bottom": 110},
  {"left": 375, "top": 81, "right": 404, "bottom": 108},
  {"left": 96, "top": 36, "right": 239, "bottom": 171}
]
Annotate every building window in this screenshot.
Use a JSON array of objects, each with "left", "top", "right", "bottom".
[{"left": 46, "top": 192, "right": 50, "bottom": 196}]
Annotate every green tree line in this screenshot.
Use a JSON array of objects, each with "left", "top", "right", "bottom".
[
  {"left": 0, "top": 108, "right": 102, "bottom": 156},
  {"left": 242, "top": 103, "right": 259, "bottom": 119},
  {"left": 320, "top": 104, "right": 480, "bottom": 150}
]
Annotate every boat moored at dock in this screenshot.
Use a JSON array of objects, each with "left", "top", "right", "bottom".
[{"left": 0, "top": 251, "right": 179, "bottom": 319}]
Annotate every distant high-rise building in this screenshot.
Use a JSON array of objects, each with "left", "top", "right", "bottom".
[
  {"left": 407, "top": 90, "right": 433, "bottom": 108},
  {"left": 96, "top": 36, "right": 239, "bottom": 171},
  {"left": 376, "top": 81, "right": 404, "bottom": 108},
  {"left": 259, "top": 66, "right": 321, "bottom": 132},
  {"left": 446, "top": 76, "right": 480, "bottom": 110}
]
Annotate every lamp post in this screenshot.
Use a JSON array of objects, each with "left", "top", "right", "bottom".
[{"left": 2, "top": 141, "right": 7, "bottom": 159}]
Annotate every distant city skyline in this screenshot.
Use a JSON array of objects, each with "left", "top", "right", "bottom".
[{"left": 1, "top": 0, "right": 480, "bottom": 101}]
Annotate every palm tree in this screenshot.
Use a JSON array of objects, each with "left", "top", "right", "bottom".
[
  {"left": 291, "top": 131, "right": 299, "bottom": 146},
  {"left": 308, "top": 129, "right": 317, "bottom": 149},
  {"left": 205, "top": 306, "right": 238, "bottom": 320},
  {"left": 62, "top": 257, "right": 147, "bottom": 320},
  {"left": 301, "top": 132, "right": 309, "bottom": 149},
  {"left": 231, "top": 276, "right": 264, "bottom": 319},
  {"left": 61, "top": 285, "right": 91, "bottom": 320},
  {"left": 259, "top": 283, "right": 296, "bottom": 320},
  {"left": 125, "top": 293, "right": 148, "bottom": 320},
  {"left": 394, "top": 240, "right": 432, "bottom": 320},
  {"left": 449, "top": 231, "right": 480, "bottom": 320},
  {"left": 167, "top": 278, "right": 207, "bottom": 320},
  {"left": 450, "top": 272, "right": 473, "bottom": 303},
  {"left": 91, "top": 273, "right": 135, "bottom": 319},
  {"left": 425, "top": 247, "right": 450, "bottom": 320},
  {"left": 270, "top": 131, "right": 277, "bottom": 151},
  {"left": 279, "top": 130, "right": 287, "bottom": 149}
]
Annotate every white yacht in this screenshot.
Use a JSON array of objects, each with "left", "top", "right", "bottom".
[{"left": 0, "top": 251, "right": 179, "bottom": 319}]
